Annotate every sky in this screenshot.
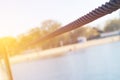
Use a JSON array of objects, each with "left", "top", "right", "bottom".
[{"left": 0, "top": 0, "right": 119, "bottom": 37}]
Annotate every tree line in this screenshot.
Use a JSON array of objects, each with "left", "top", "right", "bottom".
[{"left": 0, "top": 19, "right": 120, "bottom": 57}]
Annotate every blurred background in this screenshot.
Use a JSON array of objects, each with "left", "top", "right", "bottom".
[{"left": 0, "top": 0, "right": 120, "bottom": 80}]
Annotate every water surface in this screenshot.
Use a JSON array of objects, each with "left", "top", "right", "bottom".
[{"left": 11, "top": 41, "right": 120, "bottom": 80}]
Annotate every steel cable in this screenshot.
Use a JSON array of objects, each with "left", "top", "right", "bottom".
[{"left": 28, "top": 0, "right": 120, "bottom": 46}]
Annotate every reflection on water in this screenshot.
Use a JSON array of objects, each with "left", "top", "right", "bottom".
[{"left": 11, "top": 41, "right": 120, "bottom": 80}]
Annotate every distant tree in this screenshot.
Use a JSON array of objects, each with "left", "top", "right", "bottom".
[
  {"left": 17, "top": 27, "right": 44, "bottom": 52},
  {"left": 41, "top": 20, "right": 61, "bottom": 33},
  {"left": 69, "top": 26, "right": 100, "bottom": 41},
  {"left": 40, "top": 20, "right": 61, "bottom": 49},
  {"left": 104, "top": 19, "right": 120, "bottom": 32},
  {"left": 0, "top": 37, "right": 18, "bottom": 56},
  {"left": 16, "top": 20, "right": 62, "bottom": 51}
]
